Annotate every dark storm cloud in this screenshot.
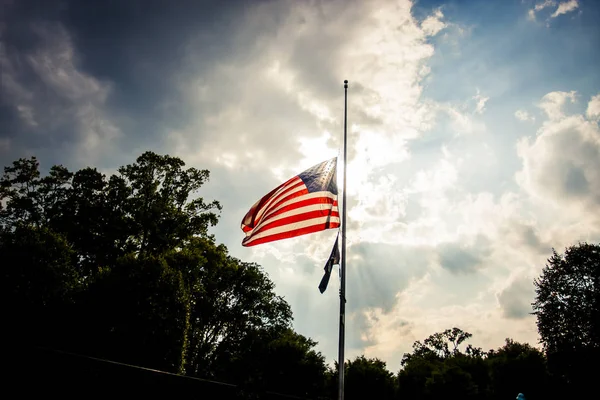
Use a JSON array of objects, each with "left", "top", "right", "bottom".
[
  {"left": 0, "top": 0, "right": 255, "bottom": 169},
  {"left": 1, "top": 19, "right": 117, "bottom": 168}
]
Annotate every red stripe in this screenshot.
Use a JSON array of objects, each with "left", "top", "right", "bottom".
[
  {"left": 262, "top": 196, "right": 336, "bottom": 224},
  {"left": 242, "top": 177, "right": 299, "bottom": 230},
  {"left": 254, "top": 180, "right": 305, "bottom": 222},
  {"left": 242, "top": 221, "right": 341, "bottom": 247},
  {"left": 261, "top": 187, "right": 311, "bottom": 221},
  {"left": 251, "top": 208, "right": 340, "bottom": 237}
]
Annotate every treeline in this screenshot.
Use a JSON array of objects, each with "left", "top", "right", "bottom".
[{"left": 1, "top": 152, "right": 597, "bottom": 399}]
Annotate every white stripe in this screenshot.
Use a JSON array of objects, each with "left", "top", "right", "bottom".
[
  {"left": 247, "top": 203, "right": 339, "bottom": 237},
  {"left": 255, "top": 177, "right": 304, "bottom": 222},
  {"left": 244, "top": 215, "right": 341, "bottom": 244},
  {"left": 261, "top": 191, "right": 337, "bottom": 223}
]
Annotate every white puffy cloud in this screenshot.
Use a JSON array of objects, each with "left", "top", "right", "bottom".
[
  {"left": 168, "top": 0, "right": 441, "bottom": 247},
  {"left": 421, "top": 9, "right": 447, "bottom": 37},
  {"left": 527, "top": 0, "right": 579, "bottom": 22},
  {"left": 551, "top": 0, "right": 579, "bottom": 18},
  {"left": 517, "top": 92, "right": 600, "bottom": 220},
  {"left": 538, "top": 90, "right": 576, "bottom": 119},
  {"left": 515, "top": 109, "right": 535, "bottom": 122},
  {"left": 587, "top": 94, "right": 600, "bottom": 119}
]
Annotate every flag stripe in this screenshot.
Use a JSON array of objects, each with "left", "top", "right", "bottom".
[
  {"left": 248, "top": 203, "right": 339, "bottom": 236},
  {"left": 260, "top": 186, "right": 310, "bottom": 221},
  {"left": 254, "top": 178, "right": 305, "bottom": 223},
  {"left": 262, "top": 191, "right": 337, "bottom": 223},
  {"left": 244, "top": 193, "right": 338, "bottom": 244},
  {"left": 243, "top": 216, "right": 340, "bottom": 246},
  {"left": 249, "top": 208, "right": 340, "bottom": 238},
  {"left": 242, "top": 177, "right": 300, "bottom": 231},
  {"left": 250, "top": 203, "right": 338, "bottom": 238},
  {"left": 249, "top": 196, "right": 338, "bottom": 238}
]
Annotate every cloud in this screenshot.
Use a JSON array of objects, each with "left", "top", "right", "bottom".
[
  {"left": 421, "top": 9, "right": 447, "bottom": 37},
  {"left": 157, "top": 0, "right": 457, "bottom": 365},
  {"left": 0, "top": 21, "right": 120, "bottom": 164},
  {"left": 536, "top": 0, "right": 557, "bottom": 11},
  {"left": 167, "top": 0, "right": 442, "bottom": 250},
  {"left": 551, "top": 0, "right": 579, "bottom": 18},
  {"left": 348, "top": 242, "right": 434, "bottom": 312},
  {"left": 538, "top": 90, "right": 576, "bottom": 119},
  {"left": 515, "top": 110, "right": 535, "bottom": 122},
  {"left": 437, "top": 105, "right": 486, "bottom": 136},
  {"left": 497, "top": 276, "right": 535, "bottom": 319},
  {"left": 473, "top": 89, "right": 489, "bottom": 115},
  {"left": 587, "top": 94, "right": 600, "bottom": 119},
  {"left": 528, "top": 0, "right": 556, "bottom": 20},
  {"left": 437, "top": 236, "right": 491, "bottom": 275},
  {"left": 517, "top": 92, "right": 600, "bottom": 218},
  {"left": 527, "top": 0, "right": 579, "bottom": 22}
]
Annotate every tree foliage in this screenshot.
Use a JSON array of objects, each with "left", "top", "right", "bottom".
[
  {"left": 486, "top": 339, "right": 548, "bottom": 400},
  {"left": 0, "top": 224, "right": 79, "bottom": 344},
  {"left": 345, "top": 356, "right": 396, "bottom": 400},
  {"left": 397, "top": 328, "right": 550, "bottom": 400},
  {"left": 532, "top": 242, "right": 600, "bottom": 394},
  {"left": 1, "top": 152, "right": 327, "bottom": 398}
]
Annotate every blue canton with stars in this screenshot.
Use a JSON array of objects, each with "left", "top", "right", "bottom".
[{"left": 297, "top": 158, "right": 338, "bottom": 195}]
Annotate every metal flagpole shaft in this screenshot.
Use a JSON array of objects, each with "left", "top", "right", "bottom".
[{"left": 338, "top": 79, "right": 348, "bottom": 400}]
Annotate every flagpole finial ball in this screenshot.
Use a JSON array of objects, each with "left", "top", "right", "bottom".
[{"left": 344, "top": 80, "right": 348, "bottom": 84}]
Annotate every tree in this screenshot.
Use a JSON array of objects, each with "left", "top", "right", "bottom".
[
  {"left": 401, "top": 327, "right": 474, "bottom": 365},
  {"left": 0, "top": 157, "right": 72, "bottom": 231},
  {"left": 0, "top": 225, "right": 80, "bottom": 345},
  {"left": 172, "top": 237, "right": 293, "bottom": 378},
  {"left": 342, "top": 356, "right": 396, "bottom": 400},
  {"left": 69, "top": 253, "right": 191, "bottom": 373},
  {"left": 486, "top": 339, "right": 549, "bottom": 400},
  {"left": 532, "top": 243, "right": 600, "bottom": 392},
  {"left": 1, "top": 152, "right": 222, "bottom": 279},
  {"left": 397, "top": 328, "right": 488, "bottom": 399},
  {"left": 222, "top": 328, "right": 328, "bottom": 399},
  {"left": 1, "top": 152, "right": 314, "bottom": 394}
]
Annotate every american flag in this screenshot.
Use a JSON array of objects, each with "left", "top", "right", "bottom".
[{"left": 241, "top": 158, "right": 340, "bottom": 247}]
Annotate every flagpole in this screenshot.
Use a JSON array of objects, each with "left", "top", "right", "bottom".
[{"left": 338, "top": 79, "right": 348, "bottom": 400}]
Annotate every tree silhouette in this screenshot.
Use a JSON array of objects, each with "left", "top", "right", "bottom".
[
  {"left": 532, "top": 242, "right": 600, "bottom": 396},
  {"left": 344, "top": 356, "right": 396, "bottom": 400},
  {"left": 397, "top": 329, "right": 551, "bottom": 400},
  {"left": 1, "top": 152, "right": 328, "bottom": 398}
]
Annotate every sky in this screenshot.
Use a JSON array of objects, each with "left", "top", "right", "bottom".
[{"left": 1, "top": 0, "right": 599, "bottom": 371}]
